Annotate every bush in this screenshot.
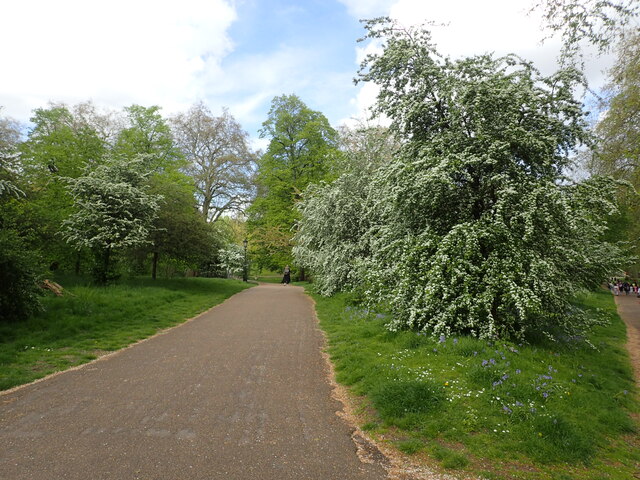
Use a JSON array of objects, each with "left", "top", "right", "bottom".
[{"left": 0, "top": 229, "right": 43, "bottom": 322}]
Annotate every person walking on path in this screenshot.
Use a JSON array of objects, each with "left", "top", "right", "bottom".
[{"left": 281, "top": 265, "right": 291, "bottom": 285}]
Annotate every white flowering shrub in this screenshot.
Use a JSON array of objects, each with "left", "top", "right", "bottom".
[
  {"left": 62, "top": 155, "right": 161, "bottom": 284},
  {"left": 294, "top": 174, "right": 371, "bottom": 295},
  {"left": 296, "top": 19, "right": 627, "bottom": 341},
  {"left": 294, "top": 126, "right": 398, "bottom": 295},
  {"left": 218, "top": 243, "right": 245, "bottom": 278}
]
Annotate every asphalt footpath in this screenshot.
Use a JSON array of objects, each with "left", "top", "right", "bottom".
[
  {"left": 0, "top": 284, "right": 389, "bottom": 480},
  {"left": 613, "top": 292, "right": 640, "bottom": 386}
]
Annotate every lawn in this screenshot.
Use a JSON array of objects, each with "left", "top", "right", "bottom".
[
  {"left": 0, "top": 276, "right": 253, "bottom": 391},
  {"left": 309, "top": 287, "right": 639, "bottom": 480}
]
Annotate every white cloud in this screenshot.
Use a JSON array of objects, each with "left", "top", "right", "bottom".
[{"left": 0, "top": 0, "right": 236, "bottom": 122}]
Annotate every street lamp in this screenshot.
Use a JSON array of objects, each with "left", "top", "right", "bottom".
[{"left": 242, "top": 238, "right": 248, "bottom": 282}]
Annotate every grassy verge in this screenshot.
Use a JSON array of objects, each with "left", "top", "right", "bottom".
[
  {"left": 0, "top": 276, "right": 253, "bottom": 391},
  {"left": 309, "top": 287, "right": 639, "bottom": 480}
]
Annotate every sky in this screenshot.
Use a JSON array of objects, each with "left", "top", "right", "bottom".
[{"left": 0, "top": 0, "right": 616, "bottom": 150}]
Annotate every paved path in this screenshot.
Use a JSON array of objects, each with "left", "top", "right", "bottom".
[
  {"left": 614, "top": 293, "right": 640, "bottom": 386},
  {"left": 0, "top": 284, "right": 388, "bottom": 480}
]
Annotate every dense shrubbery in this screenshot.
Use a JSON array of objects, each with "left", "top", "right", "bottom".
[{"left": 0, "top": 228, "right": 43, "bottom": 322}]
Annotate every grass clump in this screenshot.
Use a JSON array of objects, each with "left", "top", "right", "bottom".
[
  {"left": 371, "top": 380, "right": 444, "bottom": 419},
  {"left": 309, "top": 287, "right": 639, "bottom": 479},
  {"left": 431, "top": 444, "right": 470, "bottom": 469},
  {"left": 0, "top": 276, "right": 252, "bottom": 391},
  {"left": 396, "top": 438, "right": 425, "bottom": 455}
]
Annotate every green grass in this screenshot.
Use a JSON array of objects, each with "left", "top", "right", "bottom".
[
  {"left": 0, "top": 276, "right": 253, "bottom": 391},
  {"left": 309, "top": 287, "right": 640, "bottom": 479}
]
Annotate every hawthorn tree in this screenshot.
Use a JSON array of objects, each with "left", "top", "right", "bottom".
[
  {"left": 61, "top": 156, "right": 161, "bottom": 284},
  {"left": 294, "top": 125, "right": 398, "bottom": 295},
  {"left": 297, "top": 19, "right": 626, "bottom": 341}
]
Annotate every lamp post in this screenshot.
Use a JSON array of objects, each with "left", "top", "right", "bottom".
[{"left": 242, "top": 238, "right": 248, "bottom": 282}]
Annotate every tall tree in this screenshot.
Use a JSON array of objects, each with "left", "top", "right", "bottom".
[
  {"left": 19, "top": 103, "right": 110, "bottom": 272},
  {"left": 115, "top": 105, "right": 181, "bottom": 170},
  {"left": 0, "top": 110, "right": 43, "bottom": 322},
  {"left": 171, "top": 103, "right": 256, "bottom": 222},
  {"left": 298, "top": 18, "right": 625, "bottom": 341},
  {"left": 589, "top": 31, "right": 640, "bottom": 271},
  {"left": 248, "top": 94, "right": 340, "bottom": 271},
  {"left": 593, "top": 31, "right": 640, "bottom": 179}
]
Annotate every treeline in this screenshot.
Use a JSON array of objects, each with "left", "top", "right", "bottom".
[
  {"left": 0, "top": 101, "right": 256, "bottom": 320},
  {"left": 0, "top": 92, "right": 369, "bottom": 322}
]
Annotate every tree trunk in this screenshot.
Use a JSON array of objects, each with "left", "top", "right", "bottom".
[
  {"left": 299, "top": 267, "right": 306, "bottom": 282},
  {"left": 74, "top": 253, "right": 81, "bottom": 276},
  {"left": 102, "top": 248, "right": 111, "bottom": 285},
  {"left": 152, "top": 251, "right": 159, "bottom": 280}
]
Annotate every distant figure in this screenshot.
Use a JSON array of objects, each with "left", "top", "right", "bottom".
[{"left": 282, "top": 265, "right": 291, "bottom": 285}]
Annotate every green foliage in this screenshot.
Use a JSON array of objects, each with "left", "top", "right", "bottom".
[
  {"left": 590, "top": 31, "right": 640, "bottom": 273},
  {"left": 0, "top": 276, "right": 253, "bottom": 390},
  {"left": 248, "top": 94, "right": 340, "bottom": 271},
  {"left": 115, "top": 105, "right": 181, "bottom": 167},
  {"left": 0, "top": 229, "right": 43, "bottom": 322},
  {"left": 0, "top": 112, "right": 43, "bottom": 322},
  {"left": 310, "top": 287, "right": 639, "bottom": 478},
  {"left": 1, "top": 101, "right": 247, "bottom": 282},
  {"left": 17, "top": 102, "right": 110, "bottom": 272}
]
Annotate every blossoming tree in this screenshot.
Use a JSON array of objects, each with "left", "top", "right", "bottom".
[{"left": 295, "top": 18, "right": 626, "bottom": 341}]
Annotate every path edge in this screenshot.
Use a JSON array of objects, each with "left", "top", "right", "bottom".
[
  {"left": 614, "top": 295, "right": 640, "bottom": 386},
  {"left": 302, "top": 289, "right": 466, "bottom": 480},
  {"left": 0, "top": 286, "right": 256, "bottom": 397}
]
